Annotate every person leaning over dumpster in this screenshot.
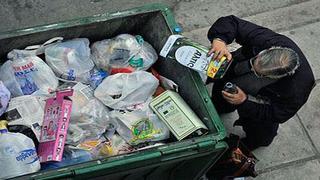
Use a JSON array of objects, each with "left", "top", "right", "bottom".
[{"left": 206, "top": 15, "right": 315, "bottom": 151}]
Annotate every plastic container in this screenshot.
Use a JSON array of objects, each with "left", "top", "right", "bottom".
[
  {"left": 150, "top": 90, "right": 208, "bottom": 141},
  {"left": 0, "top": 3, "right": 227, "bottom": 180}
]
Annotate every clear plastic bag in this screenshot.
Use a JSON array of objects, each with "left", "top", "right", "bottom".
[
  {"left": 128, "top": 37, "right": 158, "bottom": 71},
  {"left": 110, "top": 98, "right": 170, "bottom": 145},
  {"left": 45, "top": 38, "right": 95, "bottom": 83},
  {"left": 65, "top": 83, "right": 111, "bottom": 146},
  {"left": 0, "top": 81, "right": 11, "bottom": 116},
  {"left": 91, "top": 34, "right": 157, "bottom": 72},
  {"left": 66, "top": 99, "right": 111, "bottom": 145},
  {"left": 91, "top": 34, "right": 140, "bottom": 71},
  {"left": 94, "top": 71, "right": 159, "bottom": 110},
  {"left": 110, "top": 108, "right": 170, "bottom": 145},
  {"left": 6, "top": 49, "right": 58, "bottom": 96}
]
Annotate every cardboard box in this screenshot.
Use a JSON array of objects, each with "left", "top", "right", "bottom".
[{"left": 38, "top": 89, "right": 73, "bottom": 162}]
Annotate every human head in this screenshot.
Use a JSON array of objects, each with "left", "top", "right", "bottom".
[{"left": 250, "top": 47, "right": 300, "bottom": 79}]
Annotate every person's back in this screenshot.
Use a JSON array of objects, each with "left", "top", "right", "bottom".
[{"left": 207, "top": 15, "right": 315, "bottom": 150}]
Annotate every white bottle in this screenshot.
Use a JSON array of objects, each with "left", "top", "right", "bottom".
[{"left": 0, "top": 120, "right": 40, "bottom": 179}]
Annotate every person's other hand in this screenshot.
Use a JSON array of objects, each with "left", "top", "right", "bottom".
[
  {"left": 222, "top": 87, "right": 247, "bottom": 105},
  {"left": 207, "top": 38, "right": 232, "bottom": 60}
]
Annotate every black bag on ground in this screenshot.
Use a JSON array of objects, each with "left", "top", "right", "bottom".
[{"left": 206, "top": 134, "right": 258, "bottom": 179}]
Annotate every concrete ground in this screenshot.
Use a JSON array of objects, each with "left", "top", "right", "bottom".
[{"left": 1, "top": 0, "right": 320, "bottom": 179}]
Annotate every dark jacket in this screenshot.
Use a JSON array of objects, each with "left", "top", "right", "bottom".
[{"left": 207, "top": 15, "right": 315, "bottom": 124}]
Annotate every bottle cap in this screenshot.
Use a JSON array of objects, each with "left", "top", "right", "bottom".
[
  {"left": 174, "top": 26, "right": 182, "bottom": 33},
  {"left": 225, "top": 82, "right": 233, "bottom": 88},
  {"left": 0, "top": 120, "right": 8, "bottom": 133}
]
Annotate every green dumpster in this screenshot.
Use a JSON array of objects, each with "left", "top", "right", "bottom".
[{"left": 1, "top": 3, "right": 227, "bottom": 180}]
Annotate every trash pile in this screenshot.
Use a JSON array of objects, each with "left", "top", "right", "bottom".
[{"left": 0, "top": 34, "right": 208, "bottom": 179}]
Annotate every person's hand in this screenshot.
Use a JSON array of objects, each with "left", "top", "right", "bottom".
[
  {"left": 222, "top": 87, "right": 247, "bottom": 105},
  {"left": 207, "top": 38, "right": 232, "bottom": 60}
]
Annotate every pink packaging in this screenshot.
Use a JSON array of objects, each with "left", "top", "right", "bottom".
[{"left": 38, "top": 89, "right": 73, "bottom": 162}]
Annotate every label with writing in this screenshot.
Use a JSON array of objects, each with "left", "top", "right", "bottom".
[
  {"left": 175, "top": 46, "right": 209, "bottom": 72},
  {"left": 13, "top": 61, "right": 39, "bottom": 95},
  {"left": 16, "top": 148, "right": 39, "bottom": 165},
  {"left": 154, "top": 97, "right": 195, "bottom": 137}
]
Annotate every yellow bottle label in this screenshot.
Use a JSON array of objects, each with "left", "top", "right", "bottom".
[
  {"left": 207, "top": 56, "right": 227, "bottom": 78},
  {"left": 0, "top": 120, "right": 8, "bottom": 130}
]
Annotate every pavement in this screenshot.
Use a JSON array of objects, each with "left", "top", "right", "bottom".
[{"left": 1, "top": 0, "right": 320, "bottom": 179}]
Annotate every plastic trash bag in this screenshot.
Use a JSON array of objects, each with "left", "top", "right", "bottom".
[
  {"left": 109, "top": 97, "right": 170, "bottom": 145},
  {"left": 65, "top": 83, "right": 111, "bottom": 145},
  {"left": 128, "top": 38, "right": 158, "bottom": 71},
  {"left": 110, "top": 106, "right": 170, "bottom": 145},
  {"left": 5, "top": 49, "right": 59, "bottom": 96},
  {"left": 0, "top": 81, "right": 11, "bottom": 116},
  {"left": 94, "top": 71, "right": 159, "bottom": 110},
  {"left": 91, "top": 34, "right": 157, "bottom": 72},
  {"left": 0, "top": 61, "right": 23, "bottom": 97},
  {"left": 45, "top": 38, "right": 95, "bottom": 84},
  {"left": 91, "top": 34, "right": 140, "bottom": 71},
  {"left": 66, "top": 98, "right": 111, "bottom": 145},
  {"left": 7, "top": 125, "right": 40, "bottom": 150}
]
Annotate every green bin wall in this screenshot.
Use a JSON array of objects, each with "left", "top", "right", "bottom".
[{"left": 1, "top": 3, "right": 227, "bottom": 180}]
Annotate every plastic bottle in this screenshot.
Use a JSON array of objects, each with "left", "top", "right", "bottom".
[
  {"left": 0, "top": 120, "right": 40, "bottom": 179},
  {"left": 223, "top": 82, "right": 238, "bottom": 94}
]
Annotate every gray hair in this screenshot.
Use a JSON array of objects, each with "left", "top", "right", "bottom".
[{"left": 253, "top": 47, "right": 300, "bottom": 79}]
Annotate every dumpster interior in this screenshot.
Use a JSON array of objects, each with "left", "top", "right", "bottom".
[
  {"left": 0, "top": 8, "right": 226, "bottom": 180},
  {"left": 0, "top": 10, "right": 220, "bottom": 134}
]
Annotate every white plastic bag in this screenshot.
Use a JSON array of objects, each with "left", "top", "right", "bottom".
[
  {"left": 94, "top": 71, "right": 159, "bottom": 110},
  {"left": 6, "top": 49, "right": 58, "bottom": 95},
  {"left": 0, "top": 81, "right": 11, "bottom": 116},
  {"left": 110, "top": 103, "right": 170, "bottom": 145},
  {"left": 0, "top": 61, "right": 23, "bottom": 97},
  {"left": 45, "top": 38, "right": 95, "bottom": 84},
  {"left": 91, "top": 34, "right": 157, "bottom": 72}
]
